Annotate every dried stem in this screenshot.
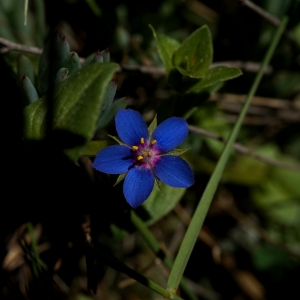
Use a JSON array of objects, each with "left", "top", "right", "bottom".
[
  {"left": 240, "top": 0, "right": 281, "bottom": 26},
  {"left": 0, "top": 36, "right": 271, "bottom": 74},
  {"left": 0, "top": 37, "right": 42, "bottom": 55},
  {"left": 210, "top": 93, "right": 300, "bottom": 110},
  {"left": 188, "top": 125, "right": 300, "bottom": 172},
  {"left": 240, "top": 0, "right": 295, "bottom": 43}
]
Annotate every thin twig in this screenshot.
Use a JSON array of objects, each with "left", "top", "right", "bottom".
[
  {"left": 0, "top": 37, "right": 42, "bottom": 55},
  {"left": 188, "top": 125, "right": 300, "bottom": 172},
  {"left": 210, "top": 93, "right": 300, "bottom": 110},
  {"left": 0, "top": 36, "right": 271, "bottom": 74},
  {"left": 240, "top": 0, "right": 281, "bottom": 26},
  {"left": 120, "top": 64, "right": 165, "bottom": 75},
  {"left": 228, "top": 205, "right": 300, "bottom": 259},
  {"left": 240, "top": 0, "right": 295, "bottom": 43},
  {"left": 185, "top": 0, "right": 219, "bottom": 23},
  {"left": 211, "top": 61, "right": 272, "bottom": 74},
  {"left": 120, "top": 61, "right": 272, "bottom": 75}
]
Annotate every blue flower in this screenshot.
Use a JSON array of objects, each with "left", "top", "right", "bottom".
[{"left": 93, "top": 109, "right": 194, "bottom": 208}]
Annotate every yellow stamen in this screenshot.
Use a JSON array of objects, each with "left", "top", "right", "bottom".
[
  {"left": 151, "top": 139, "right": 157, "bottom": 145},
  {"left": 137, "top": 155, "right": 144, "bottom": 160},
  {"left": 140, "top": 137, "right": 145, "bottom": 144},
  {"left": 143, "top": 151, "right": 147, "bottom": 156},
  {"left": 132, "top": 146, "right": 138, "bottom": 150},
  {"left": 148, "top": 151, "right": 152, "bottom": 156}
]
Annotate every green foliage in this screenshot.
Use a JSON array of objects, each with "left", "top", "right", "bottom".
[
  {"left": 151, "top": 24, "right": 242, "bottom": 94},
  {"left": 149, "top": 25, "right": 180, "bottom": 74},
  {"left": 61, "top": 51, "right": 81, "bottom": 76},
  {"left": 24, "top": 63, "right": 119, "bottom": 161},
  {"left": 17, "top": 33, "right": 123, "bottom": 161},
  {"left": 99, "top": 80, "right": 118, "bottom": 118},
  {"left": 187, "top": 66, "right": 243, "bottom": 92},
  {"left": 253, "top": 166, "right": 300, "bottom": 227},
  {"left": 172, "top": 26, "right": 212, "bottom": 78},
  {"left": 147, "top": 113, "right": 158, "bottom": 138},
  {"left": 1, "top": 1, "right": 299, "bottom": 300},
  {"left": 54, "top": 67, "right": 68, "bottom": 84},
  {"left": 20, "top": 75, "right": 39, "bottom": 105},
  {"left": 82, "top": 140, "right": 108, "bottom": 156},
  {"left": 17, "top": 54, "right": 36, "bottom": 83},
  {"left": 96, "top": 96, "right": 128, "bottom": 129},
  {"left": 143, "top": 184, "right": 186, "bottom": 226},
  {"left": 167, "top": 17, "right": 289, "bottom": 294}
]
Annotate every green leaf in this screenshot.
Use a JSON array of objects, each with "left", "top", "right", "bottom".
[
  {"left": 17, "top": 54, "right": 36, "bottom": 84},
  {"left": 61, "top": 51, "right": 81, "bottom": 76},
  {"left": 161, "top": 148, "right": 189, "bottom": 156},
  {"left": 54, "top": 68, "right": 68, "bottom": 85},
  {"left": 89, "top": 51, "right": 104, "bottom": 64},
  {"left": 20, "top": 76, "right": 39, "bottom": 105},
  {"left": 107, "top": 134, "right": 126, "bottom": 146},
  {"left": 147, "top": 114, "right": 157, "bottom": 139},
  {"left": 149, "top": 24, "right": 180, "bottom": 74},
  {"left": 37, "top": 35, "right": 70, "bottom": 95},
  {"left": 81, "top": 52, "right": 97, "bottom": 68},
  {"left": 187, "top": 66, "right": 243, "bottom": 93},
  {"left": 167, "top": 67, "right": 196, "bottom": 93},
  {"left": 24, "top": 62, "right": 119, "bottom": 161},
  {"left": 81, "top": 140, "right": 107, "bottom": 156},
  {"left": 99, "top": 80, "right": 117, "bottom": 118},
  {"left": 153, "top": 177, "right": 162, "bottom": 193},
  {"left": 55, "top": 36, "right": 71, "bottom": 69},
  {"left": 24, "top": 97, "right": 47, "bottom": 139},
  {"left": 84, "top": 0, "right": 102, "bottom": 17},
  {"left": 167, "top": 17, "right": 288, "bottom": 293},
  {"left": 32, "top": 0, "right": 46, "bottom": 47},
  {"left": 252, "top": 165, "right": 300, "bottom": 227},
  {"left": 172, "top": 25, "right": 212, "bottom": 78},
  {"left": 37, "top": 36, "right": 56, "bottom": 95},
  {"left": 142, "top": 183, "right": 186, "bottom": 226},
  {"left": 114, "top": 172, "right": 127, "bottom": 186},
  {"left": 96, "top": 97, "right": 128, "bottom": 129},
  {"left": 252, "top": 244, "right": 294, "bottom": 271},
  {"left": 173, "top": 66, "right": 203, "bottom": 79},
  {"left": 101, "top": 48, "right": 110, "bottom": 62},
  {"left": 110, "top": 224, "right": 129, "bottom": 240}
]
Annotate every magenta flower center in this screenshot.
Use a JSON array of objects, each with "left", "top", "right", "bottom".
[{"left": 132, "top": 137, "right": 160, "bottom": 167}]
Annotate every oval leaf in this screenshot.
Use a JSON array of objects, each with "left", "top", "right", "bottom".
[
  {"left": 188, "top": 66, "right": 243, "bottom": 93},
  {"left": 150, "top": 24, "right": 180, "bottom": 74},
  {"left": 173, "top": 25, "right": 212, "bottom": 77},
  {"left": 24, "top": 62, "right": 119, "bottom": 161},
  {"left": 142, "top": 183, "right": 186, "bottom": 226}
]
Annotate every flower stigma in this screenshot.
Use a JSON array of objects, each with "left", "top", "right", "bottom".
[{"left": 130, "top": 137, "right": 159, "bottom": 166}]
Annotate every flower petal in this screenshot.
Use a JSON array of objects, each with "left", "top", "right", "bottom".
[
  {"left": 115, "top": 109, "right": 149, "bottom": 146},
  {"left": 93, "top": 145, "right": 134, "bottom": 174},
  {"left": 152, "top": 117, "right": 188, "bottom": 153},
  {"left": 123, "top": 166, "right": 154, "bottom": 208},
  {"left": 153, "top": 156, "right": 194, "bottom": 187}
]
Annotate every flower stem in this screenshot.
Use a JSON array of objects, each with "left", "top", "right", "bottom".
[
  {"left": 131, "top": 211, "right": 198, "bottom": 300},
  {"left": 166, "top": 16, "right": 289, "bottom": 295},
  {"left": 87, "top": 241, "right": 174, "bottom": 299}
]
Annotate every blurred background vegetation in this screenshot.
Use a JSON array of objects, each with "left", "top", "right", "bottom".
[{"left": 0, "top": 0, "right": 299, "bottom": 299}]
